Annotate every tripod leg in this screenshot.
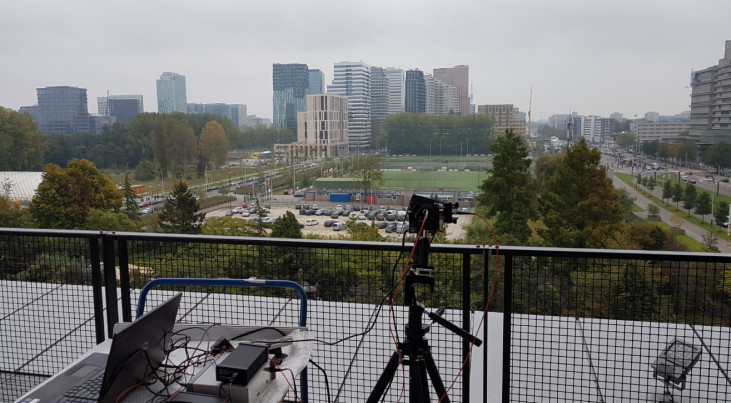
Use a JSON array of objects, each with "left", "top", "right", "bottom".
[
  {"left": 424, "top": 350, "right": 450, "bottom": 403},
  {"left": 367, "top": 351, "right": 402, "bottom": 403},
  {"left": 411, "top": 356, "right": 431, "bottom": 403}
]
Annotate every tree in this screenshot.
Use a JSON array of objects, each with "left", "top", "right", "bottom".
[
  {"left": 671, "top": 183, "right": 683, "bottom": 209},
  {"left": 271, "top": 211, "right": 303, "bottom": 239},
  {"left": 539, "top": 139, "right": 625, "bottom": 248},
  {"left": 0, "top": 107, "right": 47, "bottom": 170},
  {"left": 152, "top": 121, "right": 197, "bottom": 178},
  {"left": 201, "top": 217, "right": 260, "bottom": 236},
  {"left": 715, "top": 201, "right": 729, "bottom": 227},
  {"left": 344, "top": 222, "right": 385, "bottom": 241},
  {"left": 616, "top": 132, "right": 636, "bottom": 147},
  {"left": 703, "top": 142, "right": 731, "bottom": 173},
  {"left": 477, "top": 129, "right": 535, "bottom": 244},
  {"left": 351, "top": 156, "right": 384, "bottom": 201},
  {"left": 122, "top": 174, "right": 139, "bottom": 219},
  {"left": 682, "top": 182, "right": 697, "bottom": 215},
  {"left": 0, "top": 195, "right": 32, "bottom": 228},
  {"left": 694, "top": 192, "right": 712, "bottom": 222},
  {"left": 199, "top": 121, "right": 230, "bottom": 169},
  {"left": 647, "top": 177, "right": 656, "bottom": 191},
  {"left": 636, "top": 173, "right": 642, "bottom": 189},
  {"left": 157, "top": 180, "right": 205, "bottom": 234},
  {"left": 84, "top": 209, "right": 139, "bottom": 231},
  {"left": 30, "top": 159, "right": 122, "bottom": 229},
  {"left": 662, "top": 180, "right": 673, "bottom": 203}
]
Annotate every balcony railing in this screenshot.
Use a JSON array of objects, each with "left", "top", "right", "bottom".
[{"left": 0, "top": 228, "right": 729, "bottom": 402}]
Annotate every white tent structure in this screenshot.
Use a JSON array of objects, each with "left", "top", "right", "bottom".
[{"left": 0, "top": 171, "right": 43, "bottom": 202}]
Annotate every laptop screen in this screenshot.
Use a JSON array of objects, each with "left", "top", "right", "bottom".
[{"left": 98, "top": 292, "right": 182, "bottom": 402}]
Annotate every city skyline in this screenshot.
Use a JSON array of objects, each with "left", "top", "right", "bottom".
[{"left": 2, "top": 1, "right": 731, "bottom": 121}]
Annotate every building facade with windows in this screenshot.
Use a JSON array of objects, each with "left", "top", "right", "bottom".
[
  {"left": 425, "top": 74, "right": 458, "bottom": 115},
  {"left": 274, "top": 94, "right": 349, "bottom": 160},
  {"left": 307, "top": 69, "right": 325, "bottom": 95},
  {"left": 187, "top": 103, "right": 247, "bottom": 128},
  {"left": 630, "top": 121, "right": 690, "bottom": 143},
  {"left": 97, "top": 95, "right": 144, "bottom": 125},
  {"left": 21, "top": 86, "right": 94, "bottom": 135},
  {"left": 156, "top": 72, "right": 187, "bottom": 114},
  {"left": 384, "top": 67, "right": 405, "bottom": 115},
  {"left": 405, "top": 69, "right": 426, "bottom": 114},
  {"left": 327, "top": 61, "right": 371, "bottom": 149},
  {"left": 273, "top": 63, "right": 309, "bottom": 134},
  {"left": 477, "top": 104, "right": 526, "bottom": 136},
  {"left": 433, "top": 65, "right": 469, "bottom": 116},
  {"left": 689, "top": 40, "right": 731, "bottom": 143}
]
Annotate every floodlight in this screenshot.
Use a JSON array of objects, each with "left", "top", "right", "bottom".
[{"left": 651, "top": 338, "right": 701, "bottom": 391}]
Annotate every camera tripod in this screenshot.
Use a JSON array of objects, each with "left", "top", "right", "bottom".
[{"left": 367, "top": 238, "right": 482, "bottom": 403}]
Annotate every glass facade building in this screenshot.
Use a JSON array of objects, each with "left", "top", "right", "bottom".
[
  {"left": 156, "top": 72, "right": 187, "bottom": 114},
  {"left": 405, "top": 69, "right": 426, "bottom": 114},
  {"left": 273, "top": 63, "right": 309, "bottom": 134},
  {"left": 32, "top": 86, "right": 91, "bottom": 135}
]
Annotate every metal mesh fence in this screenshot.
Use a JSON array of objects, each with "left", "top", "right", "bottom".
[
  {"left": 119, "top": 236, "right": 471, "bottom": 402},
  {"left": 506, "top": 250, "right": 731, "bottom": 402},
  {"left": 0, "top": 231, "right": 103, "bottom": 402}
]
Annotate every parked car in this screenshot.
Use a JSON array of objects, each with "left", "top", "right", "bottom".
[
  {"left": 374, "top": 221, "right": 388, "bottom": 229},
  {"left": 330, "top": 212, "right": 340, "bottom": 219},
  {"left": 232, "top": 207, "right": 245, "bottom": 214},
  {"left": 332, "top": 222, "right": 347, "bottom": 231},
  {"left": 721, "top": 178, "right": 730, "bottom": 183},
  {"left": 241, "top": 210, "right": 251, "bottom": 217},
  {"left": 305, "top": 219, "right": 318, "bottom": 226},
  {"left": 324, "top": 219, "right": 337, "bottom": 227},
  {"left": 357, "top": 214, "right": 367, "bottom": 220},
  {"left": 456, "top": 207, "right": 469, "bottom": 214},
  {"left": 138, "top": 207, "right": 154, "bottom": 215},
  {"left": 295, "top": 204, "right": 302, "bottom": 210}
]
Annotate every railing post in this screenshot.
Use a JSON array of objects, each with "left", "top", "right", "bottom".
[
  {"left": 462, "top": 251, "right": 471, "bottom": 402},
  {"left": 502, "top": 254, "right": 513, "bottom": 403},
  {"left": 102, "top": 234, "right": 118, "bottom": 338},
  {"left": 483, "top": 249, "right": 489, "bottom": 403},
  {"left": 88, "top": 236, "right": 105, "bottom": 344},
  {"left": 117, "top": 238, "right": 132, "bottom": 322}
]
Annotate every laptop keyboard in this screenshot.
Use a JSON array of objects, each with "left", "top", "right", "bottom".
[{"left": 59, "top": 367, "right": 105, "bottom": 402}]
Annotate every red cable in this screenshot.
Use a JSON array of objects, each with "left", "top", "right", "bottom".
[{"left": 269, "top": 357, "right": 302, "bottom": 403}]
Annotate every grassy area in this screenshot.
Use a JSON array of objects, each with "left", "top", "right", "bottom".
[
  {"left": 382, "top": 170, "right": 485, "bottom": 191},
  {"left": 651, "top": 221, "right": 706, "bottom": 252},
  {"left": 615, "top": 172, "right": 731, "bottom": 244}
]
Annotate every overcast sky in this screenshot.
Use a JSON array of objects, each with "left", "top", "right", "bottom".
[{"left": 2, "top": 0, "right": 730, "bottom": 121}]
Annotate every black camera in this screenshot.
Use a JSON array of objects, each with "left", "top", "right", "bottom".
[{"left": 407, "top": 195, "right": 457, "bottom": 233}]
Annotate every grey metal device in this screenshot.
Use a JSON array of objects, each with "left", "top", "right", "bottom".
[{"left": 651, "top": 338, "right": 702, "bottom": 391}]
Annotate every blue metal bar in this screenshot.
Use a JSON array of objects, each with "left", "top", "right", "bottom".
[{"left": 136, "top": 277, "right": 307, "bottom": 327}]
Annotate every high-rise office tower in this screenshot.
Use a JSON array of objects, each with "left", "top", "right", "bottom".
[
  {"left": 328, "top": 61, "right": 371, "bottom": 148},
  {"left": 156, "top": 72, "right": 187, "bottom": 114},
  {"left": 384, "top": 68, "right": 405, "bottom": 115},
  {"left": 98, "top": 95, "right": 144, "bottom": 125},
  {"left": 370, "top": 67, "right": 389, "bottom": 122},
  {"left": 273, "top": 63, "right": 309, "bottom": 134},
  {"left": 24, "top": 86, "right": 91, "bottom": 135},
  {"left": 433, "top": 65, "right": 469, "bottom": 116},
  {"left": 689, "top": 40, "right": 731, "bottom": 141},
  {"left": 424, "top": 74, "right": 458, "bottom": 115},
  {"left": 307, "top": 69, "right": 325, "bottom": 95},
  {"left": 405, "top": 69, "right": 426, "bottom": 114}
]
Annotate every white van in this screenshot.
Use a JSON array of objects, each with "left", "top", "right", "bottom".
[{"left": 332, "top": 222, "right": 347, "bottom": 231}]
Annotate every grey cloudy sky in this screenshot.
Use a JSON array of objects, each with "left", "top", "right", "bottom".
[{"left": 2, "top": 0, "right": 730, "bottom": 121}]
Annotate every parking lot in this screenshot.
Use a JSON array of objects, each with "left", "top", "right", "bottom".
[{"left": 206, "top": 197, "right": 472, "bottom": 241}]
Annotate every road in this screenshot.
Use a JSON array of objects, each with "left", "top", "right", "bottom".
[{"left": 603, "top": 155, "right": 731, "bottom": 253}]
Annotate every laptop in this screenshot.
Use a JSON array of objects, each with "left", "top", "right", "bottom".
[{"left": 17, "top": 293, "right": 182, "bottom": 403}]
